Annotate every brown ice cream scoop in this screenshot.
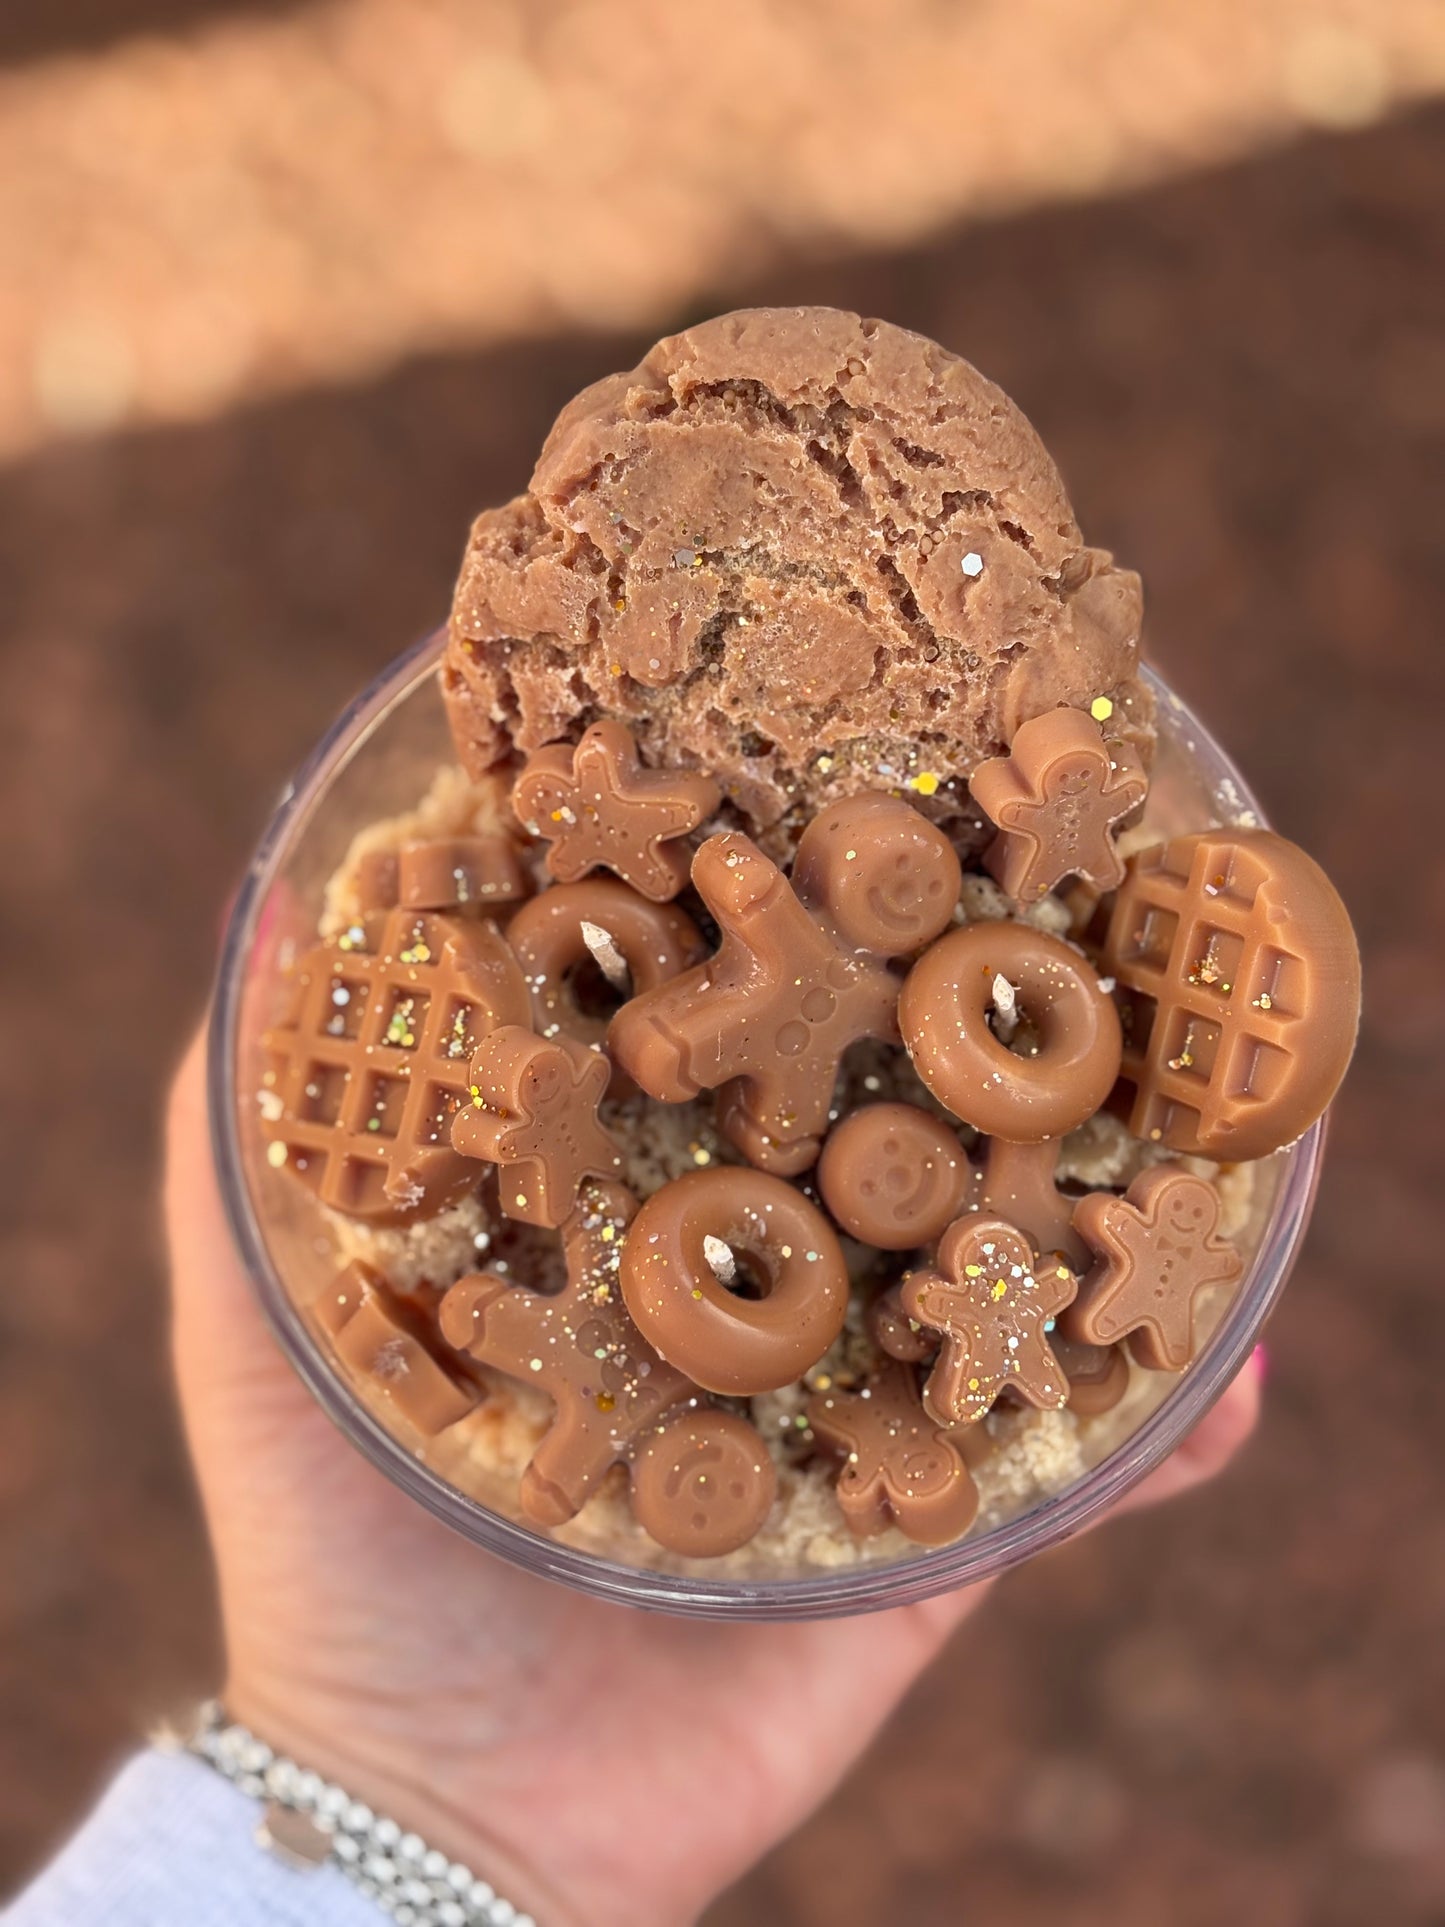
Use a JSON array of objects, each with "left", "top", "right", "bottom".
[
  {"left": 619, "top": 1167, "right": 848, "bottom": 1396},
  {"left": 512, "top": 718, "right": 720, "bottom": 901},
  {"left": 900, "top": 1214, "right": 1077, "bottom": 1427},
  {"left": 1063, "top": 1164, "right": 1242, "bottom": 1372},
  {"left": 443, "top": 307, "right": 1148, "bottom": 844},
  {"left": 806, "top": 1360, "right": 978, "bottom": 1546},
  {"left": 900, "top": 920, "right": 1122, "bottom": 1142},
  {"left": 505, "top": 877, "right": 706, "bottom": 1088},
  {"left": 630, "top": 1408, "right": 778, "bottom": 1559},
  {"left": 817, "top": 1103, "right": 973, "bottom": 1251},
  {"left": 261, "top": 906, "right": 530, "bottom": 1223},
  {"left": 439, "top": 1181, "right": 698, "bottom": 1530},
  {"left": 452, "top": 1026, "right": 622, "bottom": 1228},
  {"left": 1102, "top": 828, "right": 1362, "bottom": 1160},
  {"left": 610, "top": 791, "right": 960, "bottom": 1174},
  {"left": 314, "top": 1261, "right": 477, "bottom": 1436},
  {"left": 971, "top": 707, "right": 1148, "bottom": 901},
  {"left": 973, "top": 1135, "right": 1091, "bottom": 1271}
]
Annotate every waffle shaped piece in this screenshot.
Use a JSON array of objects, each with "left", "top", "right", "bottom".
[{"left": 261, "top": 906, "right": 529, "bottom": 1223}]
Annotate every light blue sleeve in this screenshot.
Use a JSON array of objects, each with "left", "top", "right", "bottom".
[{"left": 3, "top": 1749, "right": 380, "bottom": 1926}]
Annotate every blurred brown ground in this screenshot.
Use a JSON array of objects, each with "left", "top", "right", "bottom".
[{"left": 2, "top": 41, "right": 1445, "bottom": 1927}]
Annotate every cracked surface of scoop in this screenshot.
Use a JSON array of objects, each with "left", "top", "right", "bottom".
[{"left": 443, "top": 305, "right": 1151, "bottom": 850}]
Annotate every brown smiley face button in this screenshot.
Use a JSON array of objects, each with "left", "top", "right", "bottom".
[
  {"left": 1064, "top": 1164, "right": 1242, "bottom": 1372},
  {"left": 513, "top": 719, "right": 720, "bottom": 902},
  {"left": 971, "top": 706, "right": 1148, "bottom": 902},
  {"left": 620, "top": 1167, "right": 849, "bottom": 1395},
  {"left": 631, "top": 1408, "right": 778, "bottom": 1559},
  {"left": 900, "top": 920, "right": 1121, "bottom": 1142},
  {"left": 817, "top": 1104, "right": 973, "bottom": 1251}
]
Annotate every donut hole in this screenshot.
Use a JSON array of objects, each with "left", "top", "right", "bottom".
[
  {"left": 986, "top": 1001, "right": 1044, "bottom": 1059},
  {"left": 567, "top": 950, "right": 631, "bottom": 1022},
  {"left": 723, "top": 1247, "right": 774, "bottom": 1301}
]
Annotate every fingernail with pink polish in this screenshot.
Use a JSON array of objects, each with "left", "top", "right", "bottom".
[{"left": 1251, "top": 1343, "right": 1270, "bottom": 1384}]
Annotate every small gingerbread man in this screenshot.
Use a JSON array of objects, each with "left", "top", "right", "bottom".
[
  {"left": 970, "top": 707, "right": 1148, "bottom": 901},
  {"left": 512, "top": 719, "right": 721, "bottom": 901},
  {"left": 806, "top": 1360, "right": 978, "bottom": 1546},
  {"left": 900, "top": 1213, "right": 1077, "bottom": 1426},
  {"left": 1063, "top": 1163, "right": 1242, "bottom": 1372},
  {"left": 452, "top": 1025, "right": 622, "bottom": 1227},
  {"left": 439, "top": 1181, "right": 698, "bottom": 1525},
  {"left": 609, "top": 792, "right": 960, "bottom": 1174}
]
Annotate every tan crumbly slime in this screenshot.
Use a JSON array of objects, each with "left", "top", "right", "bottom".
[{"left": 311, "top": 770, "right": 1258, "bottom": 1578}]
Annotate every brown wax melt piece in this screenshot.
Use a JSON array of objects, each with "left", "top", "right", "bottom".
[
  {"left": 900, "top": 920, "right": 1121, "bottom": 1142},
  {"left": 439, "top": 1181, "right": 697, "bottom": 1528},
  {"left": 630, "top": 1408, "right": 777, "bottom": 1558},
  {"left": 611, "top": 792, "right": 959, "bottom": 1173},
  {"left": 620, "top": 1167, "right": 848, "bottom": 1395},
  {"left": 506, "top": 878, "right": 706, "bottom": 1084},
  {"left": 314, "top": 1261, "right": 476, "bottom": 1435},
  {"left": 868, "top": 1281, "right": 937, "bottom": 1364},
  {"left": 398, "top": 834, "right": 531, "bottom": 912},
  {"left": 444, "top": 308, "right": 1147, "bottom": 839},
  {"left": 357, "top": 848, "right": 400, "bottom": 914},
  {"left": 817, "top": 1103, "right": 972, "bottom": 1251},
  {"left": 1052, "top": 1334, "right": 1131, "bottom": 1417},
  {"left": 807, "top": 1360, "right": 978, "bottom": 1546},
  {"left": 971, "top": 708, "right": 1148, "bottom": 902},
  {"left": 1102, "top": 828, "right": 1362, "bottom": 1160},
  {"left": 974, "top": 1135, "right": 1090, "bottom": 1271},
  {"left": 1065, "top": 1164, "right": 1243, "bottom": 1372},
  {"left": 452, "top": 1026, "right": 622, "bottom": 1228},
  {"left": 901, "top": 1214, "right": 1076, "bottom": 1426},
  {"left": 512, "top": 719, "right": 720, "bottom": 901},
  {"left": 261, "top": 907, "right": 530, "bottom": 1223}
]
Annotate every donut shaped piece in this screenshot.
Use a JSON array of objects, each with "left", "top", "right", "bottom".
[
  {"left": 631, "top": 1408, "right": 777, "bottom": 1557},
  {"left": 620, "top": 1168, "right": 848, "bottom": 1395},
  {"left": 818, "top": 1103, "right": 972, "bottom": 1251},
  {"left": 899, "top": 921, "right": 1121, "bottom": 1141},
  {"left": 507, "top": 878, "right": 706, "bottom": 1088}
]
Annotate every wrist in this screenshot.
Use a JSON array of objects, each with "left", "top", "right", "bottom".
[{"left": 220, "top": 1677, "right": 582, "bottom": 1927}]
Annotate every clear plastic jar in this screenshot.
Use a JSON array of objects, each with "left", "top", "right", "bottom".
[{"left": 210, "top": 633, "right": 1322, "bottom": 1619}]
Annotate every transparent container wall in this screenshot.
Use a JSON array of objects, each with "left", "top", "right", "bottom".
[{"left": 213, "top": 637, "right": 1322, "bottom": 1619}]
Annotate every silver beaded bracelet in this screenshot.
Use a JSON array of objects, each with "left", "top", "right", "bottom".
[{"left": 178, "top": 1701, "right": 536, "bottom": 1927}]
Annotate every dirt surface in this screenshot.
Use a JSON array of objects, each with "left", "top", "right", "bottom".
[
  {"left": 1, "top": 107, "right": 1443, "bottom": 1922},
  {"left": 2, "top": 0, "right": 1438, "bottom": 462}
]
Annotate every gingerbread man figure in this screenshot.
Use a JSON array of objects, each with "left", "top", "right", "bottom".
[
  {"left": 439, "top": 1181, "right": 698, "bottom": 1526},
  {"left": 451, "top": 1025, "right": 622, "bottom": 1227},
  {"left": 806, "top": 1360, "right": 978, "bottom": 1546},
  {"left": 900, "top": 1213, "right": 1077, "bottom": 1426},
  {"left": 512, "top": 719, "right": 721, "bottom": 901},
  {"left": 1064, "top": 1164, "right": 1242, "bottom": 1372},
  {"left": 609, "top": 792, "right": 961, "bottom": 1174},
  {"left": 970, "top": 707, "right": 1148, "bottom": 901}
]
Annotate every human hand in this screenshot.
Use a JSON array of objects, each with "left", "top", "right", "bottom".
[{"left": 168, "top": 1029, "right": 1261, "bottom": 1927}]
